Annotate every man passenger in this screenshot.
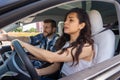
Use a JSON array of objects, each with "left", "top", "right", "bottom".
[{"left": 0, "top": 19, "right": 59, "bottom": 68}]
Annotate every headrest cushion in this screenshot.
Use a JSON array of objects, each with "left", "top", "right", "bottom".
[{"left": 88, "top": 10, "right": 104, "bottom": 35}]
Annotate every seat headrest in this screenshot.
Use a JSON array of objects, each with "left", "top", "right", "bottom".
[
  {"left": 57, "top": 22, "right": 64, "bottom": 36},
  {"left": 88, "top": 10, "right": 104, "bottom": 35}
]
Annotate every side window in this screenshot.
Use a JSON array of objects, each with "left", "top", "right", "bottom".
[{"left": 1, "top": 22, "right": 43, "bottom": 46}]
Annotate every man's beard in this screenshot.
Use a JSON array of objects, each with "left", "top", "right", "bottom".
[
  {"left": 46, "top": 32, "right": 54, "bottom": 37},
  {"left": 44, "top": 31, "right": 53, "bottom": 37}
]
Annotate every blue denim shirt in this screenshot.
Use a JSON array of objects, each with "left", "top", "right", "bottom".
[
  {"left": 30, "top": 33, "right": 59, "bottom": 68},
  {"left": 30, "top": 33, "right": 59, "bottom": 52},
  {"left": 30, "top": 33, "right": 60, "bottom": 80}
]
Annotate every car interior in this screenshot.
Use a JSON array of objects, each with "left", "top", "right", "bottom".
[{"left": 0, "top": 0, "right": 120, "bottom": 80}]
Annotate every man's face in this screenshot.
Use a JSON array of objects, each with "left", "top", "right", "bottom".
[{"left": 43, "top": 23, "right": 55, "bottom": 37}]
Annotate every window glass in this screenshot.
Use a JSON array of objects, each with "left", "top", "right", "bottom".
[{"left": 0, "top": 0, "right": 20, "bottom": 7}]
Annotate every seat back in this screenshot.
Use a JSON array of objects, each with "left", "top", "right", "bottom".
[{"left": 88, "top": 10, "right": 115, "bottom": 64}]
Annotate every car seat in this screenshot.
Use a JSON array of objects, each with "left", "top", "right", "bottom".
[
  {"left": 88, "top": 10, "right": 115, "bottom": 64},
  {"left": 57, "top": 21, "right": 64, "bottom": 36}
]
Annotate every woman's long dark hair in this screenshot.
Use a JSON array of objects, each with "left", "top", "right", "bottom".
[{"left": 54, "top": 8, "right": 94, "bottom": 66}]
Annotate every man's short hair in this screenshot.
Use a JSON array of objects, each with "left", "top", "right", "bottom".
[{"left": 44, "top": 19, "right": 57, "bottom": 28}]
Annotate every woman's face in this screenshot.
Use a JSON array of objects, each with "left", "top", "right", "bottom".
[{"left": 64, "top": 12, "right": 84, "bottom": 35}]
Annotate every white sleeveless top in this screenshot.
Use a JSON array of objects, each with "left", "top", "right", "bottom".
[{"left": 61, "top": 42, "right": 94, "bottom": 76}]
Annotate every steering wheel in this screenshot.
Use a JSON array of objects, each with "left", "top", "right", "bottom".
[{"left": 12, "top": 40, "right": 39, "bottom": 80}]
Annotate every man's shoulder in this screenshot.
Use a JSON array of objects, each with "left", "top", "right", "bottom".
[
  {"left": 53, "top": 34, "right": 60, "bottom": 40},
  {"left": 34, "top": 33, "right": 44, "bottom": 38},
  {"left": 54, "top": 33, "right": 60, "bottom": 37}
]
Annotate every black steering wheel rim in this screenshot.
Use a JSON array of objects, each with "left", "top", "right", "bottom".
[{"left": 12, "top": 40, "right": 38, "bottom": 80}]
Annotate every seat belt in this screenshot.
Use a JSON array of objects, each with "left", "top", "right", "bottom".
[
  {"left": 92, "top": 24, "right": 112, "bottom": 36},
  {"left": 92, "top": 28, "right": 109, "bottom": 37}
]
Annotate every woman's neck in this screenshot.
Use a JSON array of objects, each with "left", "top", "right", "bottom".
[{"left": 70, "top": 31, "right": 80, "bottom": 43}]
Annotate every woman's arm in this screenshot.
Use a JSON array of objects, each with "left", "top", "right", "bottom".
[
  {"left": 36, "top": 62, "right": 60, "bottom": 76},
  {"left": 18, "top": 40, "right": 93, "bottom": 63}
]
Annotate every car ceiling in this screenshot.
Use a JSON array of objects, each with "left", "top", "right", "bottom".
[{"left": 26, "top": 1, "right": 117, "bottom": 25}]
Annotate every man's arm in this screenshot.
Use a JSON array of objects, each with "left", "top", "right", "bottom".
[
  {"left": 0, "top": 30, "right": 30, "bottom": 43},
  {"left": 7, "top": 35, "right": 30, "bottom": 43}
]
